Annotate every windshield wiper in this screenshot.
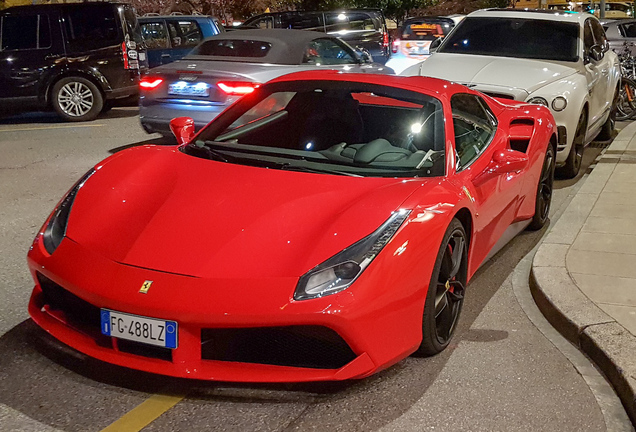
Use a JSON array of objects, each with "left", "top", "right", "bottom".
[{"left": 281, "top": 163, "right": 361, "bottom": 177}]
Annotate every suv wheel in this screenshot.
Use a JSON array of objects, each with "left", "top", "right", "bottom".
[{"left": 52, "top": 77, "right": 103, "bottom": 122}]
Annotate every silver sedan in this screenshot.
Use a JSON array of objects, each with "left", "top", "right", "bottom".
[{"left": 139, "top": 29, "right": 394, "bottom": 135}]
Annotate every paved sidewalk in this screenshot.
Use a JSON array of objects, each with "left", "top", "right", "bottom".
[{"left": 532, "top": 122, "right": 636, "bottom": 426}]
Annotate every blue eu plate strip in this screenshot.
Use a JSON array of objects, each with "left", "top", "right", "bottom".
[
  {"left": 101, "top": 310, "right": 111, "bottom": 336},
  {"left": 165, "top": 321, "right": 177, "bottom": 349}
]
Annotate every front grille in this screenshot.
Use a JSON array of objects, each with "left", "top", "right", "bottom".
[
  {"left": 36, "top": 272, "right": 171, "bottom": 361},
  {"left": 201, "top": 326, "right": 357, "bottom": 369},
  {"left": 37, "top": 272, "right": 102, "bottom": 334}
]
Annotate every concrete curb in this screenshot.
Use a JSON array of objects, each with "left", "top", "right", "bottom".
[{"left": 531, "top": 121, "right": 636, "bottom": 427}]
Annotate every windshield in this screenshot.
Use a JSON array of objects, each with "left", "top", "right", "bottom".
[
  {"left": 439, "top": 17, "right": 579, "bottom": 62},
  {"left": 185, "top": 80, "right": 446, "bottom": 178}
]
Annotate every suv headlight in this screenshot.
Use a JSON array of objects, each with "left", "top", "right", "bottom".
[
  {"left": 527, "top": 96, "right": 549, "bottom": 107},
  {"left": 42, "top": 169, "right": 94, "bottom": 254},
  {"left": 294, "top": 209, "right": 411, "bottom": 301}
]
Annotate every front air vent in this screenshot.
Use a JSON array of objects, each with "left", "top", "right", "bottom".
[
  {"left": 509, "top": 119, "right": 535, "bottom": 153},
  {"left": 201, "top": 326, "right": 356, "bottom": 369}
]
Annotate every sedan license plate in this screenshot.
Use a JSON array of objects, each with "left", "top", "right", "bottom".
[
  {"left": 168, "top": 82, "right": 209, "bottom": 97},
  {"left": 101, "top": 309, "right": 178, "bottom": 349}
]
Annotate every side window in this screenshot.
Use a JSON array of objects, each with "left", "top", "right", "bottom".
[
  {"left": 281, "top": 13, "right": 322, "bottom": 31},
  {"left": 249, "top": 17, "right": 274, "bottom": 29},
  {"left": 620, "top": 23, "right": 636, "bottom": 38},
  {"left": 302, "top": 38, "right": 355, "bottom": 65},
  {"left": 1, "top": 14, "right": 51, "bottom": 51},
  {"left": 451, "top": 94, "right": 497, "bottom": 169},
  {"left": 584, "top": 19, "right": 595, "bottom": 51},
  {"left": 173, "top": 20, "right": 203, "bottom": 48},
  {"left": 590, "top": 19, "right": 607, "bottom": 46},
  {"left": 141, "top": 21, "right": 169, "bottom": 49},
  {"left": 64, "top": 6, "right": 120, "bottom": 52}
]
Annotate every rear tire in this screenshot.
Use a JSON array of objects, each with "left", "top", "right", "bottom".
[
  {"left": 415, "top": 218, "right": 468, "bottom": 356},
  {"left": 52, "top": 77, "right": 103, "bottom": 122}
]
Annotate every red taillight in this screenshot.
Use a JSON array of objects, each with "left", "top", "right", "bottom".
[
  {"left": 122, "top": 42, "right": 130, "bottom": 69},
  {"left": 217, "top": 81, "right": 260, "bottom": 96},
  {"left": 392, "top": 39, "right": 400, "bottom": 54},
  {"left": 383, "top": 31, "right": 389, "bottom": 49},
  {"left": 140, "top": 77, "right": 163, "bottom": 89}
]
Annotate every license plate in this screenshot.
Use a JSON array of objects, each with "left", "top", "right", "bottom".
[
  {"left": 168, "top": 82, "right": 210, "bottom": 97},
  {"left": 100, "top": 309, "right": 178, "bottom": 349}
]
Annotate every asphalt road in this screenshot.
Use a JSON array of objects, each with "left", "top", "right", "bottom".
[{"left": 0, "top": 109, "right": 630, "bottom": 432}]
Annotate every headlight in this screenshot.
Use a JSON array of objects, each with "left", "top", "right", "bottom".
[
  {"left": 527, "top": 97, "right": 549, "bottom": 107},
  {"left": 294, "top": 209, "right": 411, "bottom": 301},
  {"left": 42, "top": 169, "right": 94, "bottom": 254},
  {"left": 551, "top": 96, "right": 567, "bottom": 111}
]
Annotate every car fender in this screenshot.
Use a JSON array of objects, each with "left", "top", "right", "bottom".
[
  {"left": 44, "top": 64, "right": 111, "bottom": 105},
  {"left": 525, "top": 74, "right": 588, "bottom": 160}
]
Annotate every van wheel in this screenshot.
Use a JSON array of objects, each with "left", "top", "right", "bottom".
[{"left": 52, "top": 77, "right": 103, "bottom": 122}]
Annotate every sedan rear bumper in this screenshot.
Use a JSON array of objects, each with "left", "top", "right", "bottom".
[{"left": 139, "top": 99, "right": 228, "bottom": 135}]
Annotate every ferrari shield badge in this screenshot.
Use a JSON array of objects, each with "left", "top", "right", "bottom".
[{"left": 139, "top": 280, "right": 153, "bottom": 294}]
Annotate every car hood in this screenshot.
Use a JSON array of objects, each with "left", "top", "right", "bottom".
[
  {"left": 408, "top": 53, "right": 578, "bottom": 95},
  {"left": 66, "top": 146, "right": 425, "bottom": 279}
]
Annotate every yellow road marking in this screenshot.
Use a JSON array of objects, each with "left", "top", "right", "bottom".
[
  {"left": 100, "top": 394, "right": 185, "bottom": 432},
  {"left": 0, "top": 124, "right": 105, "bottom": 133}
]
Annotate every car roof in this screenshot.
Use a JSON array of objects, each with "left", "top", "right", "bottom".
[
  {"left": 188, "top": 29, "right": 347, "bottom": 65},
  {"left": 2, "top": 2, "right": 129, "bottom": 13},
  {"left": 139, "top": 15, "right": 217, "bottom": 21},
  {"left": 467, "top": 8, "right": 593, "bottom": 24}
]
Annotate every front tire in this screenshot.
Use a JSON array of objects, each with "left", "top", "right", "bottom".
[
  {"left": 527, "top": 144, "right": 555, "bottom": 231},
  {"left": 52, "top": 77, "right": 103, "bottom": 122},
  {"left": 415, "top": 218, "right": 468, "bottom": 356},
  {"left": 557, "top": 111, "right": 586, "bottom": 179}
]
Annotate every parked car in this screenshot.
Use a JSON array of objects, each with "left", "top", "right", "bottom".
[
  {"left": 586, "top": 2, "right": 633, "bottom": 18},
  {"left": 602, "top": 18, "right": 636, "bottom": 55},
  {"left": 386, "top": 16, "right": 457, "bottom": 74},
  {"left": 28, "top": 70, "right": 556, "bottom": 382},
  {"left": 238, "top": 9, "right": 391, "bottom": 64},
  {"left": 401, "top": 9, "right": 620, "bottom": 178},
  {"left": 0, "top": 3, "right": 147, "bottom": 121},
  {"left": 139, "top": 29, "right": 393, "bottom": 136},
  {"left": 139, "top": 14, "right": 224, "bottom": 68}
]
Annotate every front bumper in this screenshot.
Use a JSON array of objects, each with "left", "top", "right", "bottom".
[{"left": 27, "top": 237, "right": 422, "bottom": 382}]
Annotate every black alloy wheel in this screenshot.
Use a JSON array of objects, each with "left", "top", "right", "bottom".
[
  {"left": 528, "top": 144, "right": 555, "bottom": 231},
  {"left": 557, "top": 112, "right": 586, "bottom": 179},
  {"left": 416, "top": 218, "right": 468, "bottom": 356}
]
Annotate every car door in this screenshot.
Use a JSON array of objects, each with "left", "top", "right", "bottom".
[
  {"left": 449, "top": 93, "right": 525, "bottom": 265},
  {"left": 590, "top": 18, "right": 614, "bottom": 119},
  {"left": 583, "top": 18, "right": 605, "bottom": 131},
  {"left": 165, "top": 19, "right": 204, "bottom": 62},
  {"left": 0, "top": 9, "right": 64, "bottom": 101},
  {"left": 140, "top": 19, "right": 170, "bottom": 68}
]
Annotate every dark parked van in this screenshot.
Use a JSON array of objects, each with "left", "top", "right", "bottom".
[
  {"left": 140, "top": 15, "right": 224, "bottom": 68},
  {"left": 0, "top": 3, "right": 147, "bottom": 121},
  {"left": 239, "top": 9, "right": 391, "bottom": 64}
]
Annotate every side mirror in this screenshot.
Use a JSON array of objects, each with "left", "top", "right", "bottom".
[
  {"left": 430, "top": 37, "right": 443, "bottom": 53},
  {"left": 355, "top": 47, "right": 373, "bottom": 64},
  {"left": 169, "top": 116, "right": 195, "bottom": 144},
  {"left": 588, "top": 44, "right": 604, "bottom": 62}
]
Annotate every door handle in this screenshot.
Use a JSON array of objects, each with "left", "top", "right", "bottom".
[{"left": 161, "top": 54, "right": 171, "bottom": 58}]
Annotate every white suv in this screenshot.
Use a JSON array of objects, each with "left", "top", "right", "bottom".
[{"left": 401, "top": 9, "right": 620, "bottom": 178}]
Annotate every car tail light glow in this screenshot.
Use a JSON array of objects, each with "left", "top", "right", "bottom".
[
  {"left": 392, "top": 39, "right": 400, "bottom": 54},
  {"left": 217, "top": 81, "right": 260, "bottom": 95},
  {"left": 140, "top": 77, "right": 163, "bottom": 89},
  {"left": 383, "top": 31, "right": 389, "bottom": 49}
]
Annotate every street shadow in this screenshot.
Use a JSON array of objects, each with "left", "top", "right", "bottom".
[{"left": 0, "top": 107, "right": 139, "bottom": 125}]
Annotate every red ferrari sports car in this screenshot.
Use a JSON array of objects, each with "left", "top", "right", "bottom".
[{"left": 28, "top": 71, "right": 555, "bottom": 382}]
